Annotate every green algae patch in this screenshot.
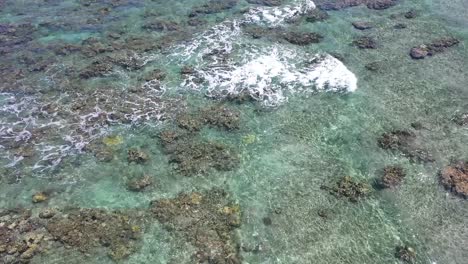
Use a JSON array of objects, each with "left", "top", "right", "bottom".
[
  {"left": 102, "top": 135, "right": 124, "bottom": 147},
  {"left": 242, "top": 134, "right": 257, "bottom": 145}
]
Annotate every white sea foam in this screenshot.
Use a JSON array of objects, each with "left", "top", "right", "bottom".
[
  {"left": 185, "top": 46, "right": 356, "bottom": 106},
  {"left": 0, "top": 0, "right": 358, "bottom": 171},
  {"left": 244, "top": 0, "right": 316, "bottom": 26},
  {"left": 170, "top": 0, "right": 358, "bottom": 106}
]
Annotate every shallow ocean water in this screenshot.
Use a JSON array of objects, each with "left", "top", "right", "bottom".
[{"left": 0, "top": 0, "right": 467, "bottom": 263}]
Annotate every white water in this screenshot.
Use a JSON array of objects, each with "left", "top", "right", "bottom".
[{"left": 170, "top": 0, "right": 358, "bottom": 106}]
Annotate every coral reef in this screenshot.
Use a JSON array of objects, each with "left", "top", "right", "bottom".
[
  {"left": 440, "top": 161, "right": 468, "bottom": 198},
  {"left": 377, "top": 166, "right": 406, "bottom": 189},
  {"left": 150, "top": 189, "right": 242, "bottom": 263},
  {"left": 365, "top": 61, "right": 381, "bottom": 72},
  {"left": 142, "top": 20, "right": 181, "bottom": 32},
  {"left": 283, "top": 32, "right": 323, "bottom": 46},
  {"left": 177, "top": 105, "right": 241, "bottom": 131},
  {"left": 305, "top": 9, "right": 330, "bottom": 23},
  {"left": 79, "top": 60, "right": 113, "bottom": 79},
  {"left": 321, "top": 176, "right": 371, "bottom": 202},
  {"left": 32, "top": 192, "right": 48, "bottom": 203},
  {"left": 127, "top": 148, "right": 149, "bottom": 164},
  {"left": 395, "top": 245, "right": 416, "bottom": 263},
  {"left": 353, "top": 36, "right": 377, "bottom": 49},
  {"left": 190, "top": 0, "right": 238, "bottom": 16},
  {"left": 176, "top": 113, "right": 203, "bottom": 131},
  {"left": 377, "top": 130, "right": 434, "bottom": 162},
  {"left": 126, "top": 175, "right": 153, "bottom": 192},
  {"left": 161, "top": 133, "right": 239, "bottom": 176},
  {"left": 0, "top": 209, "right": 49, "bottom": 263},
  {"left": 201, "top": 105, "right": 241, "bottom": 130},
  {"left": 452, "top": 112, "right": 468, "bottom": 126},
  {"left": 404, "top": 9, "right": 418, "bottom": 19},
  {"left": 352, "top": 21, "right": 373, "bottom": 30},
  {"left": 410, "top": 37, "right": 460, "bottom": 59},
  {"left": 316, "top": 0, "right": 397, "bottom": 11},
  {"left": 46, "top": 208, "right": 143, "bottom": 261},
  {"left": 247, "top": 0, "right": 282, "bottom": 6}
]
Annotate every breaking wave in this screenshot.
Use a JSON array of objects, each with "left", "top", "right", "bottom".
[
  {"left": 1, "top": 0, "right": 358, "bottom": 172},
  {"left": 170, "top": 0, "right": 358, "bottom": 106}
]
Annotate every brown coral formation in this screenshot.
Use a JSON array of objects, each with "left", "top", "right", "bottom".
[
  {"left": 440, "top": 161, "right": 468, "bottom": 198},
  {"left": 79, "top": 60, "right": 113, "bottom": 79},
  {"left": 190, "top": 0, "right": 238, "bottom": 16},
  {"left": 126, "top": 175, "right": 153, "bottom": 192},
  {"left": 0, "top": 209, "right": 50, "bottom": 263},
  {"left": 395, "top": 245, "right": 416, "bottom": 263},
  {"left": 247, "top": 0, "right": 282, "bottom": 6},
  {"left": 176, "top": 105, "right": 241, "bottom": 131},
  {"left": 452, "top": 112, "right": 468, "bottom": 126},
  {"left": 353, "top": 36, "right": 377, "bottom": 49},
  {"left": 321, "top": 176, "right": 371, "bottom": 202},
  {"left": 161, "top": 133, "right": 239, "bottom": 176},
  {"left": 1, "top": 207, "right": 147, "bottom": 263},
  {"left": 201, "top": 105, "right": 241, "bottom": 130},
  {"left": 150, "top": 189, "right": 242, "bottom": 263},
  {"left": 127, "top": 148, "right": 149, "bottom": 164},
  {"left": 410, "top": 37, "right": 460, "bottom": 59},
  {"left": 316, "top": 0, "right": 398, "bottom": 10},
  {"left": 377, "top": 130, "right": 433, "bottom": 163},
  {"left": 283, "top": 32, "right": 323, "bottom": 46},
  {"left": 46, "top": 208, "right": 143, "bottom": 261},
  {"left": 378, "top": 166, "right": 406, "bottom": 189}
]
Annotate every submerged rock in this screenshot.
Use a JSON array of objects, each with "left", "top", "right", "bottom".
[
  {"left": 365, "top": 61, "right": 381, "bottom": 72},
  {"left": 142, "top": 20, "right": 181, "bottom": 32},
  {"left": 353, "top": 36, "right": 377, "bottom": 49},
  {"left": 321, "top": 176, "right": 371, "bottom": 202},
  {"left": 79, "top": 61, "right": 113, "bottom": 79},
  {"left": 127, "top": 148, "right": 149, "bottom": 164},
  {"left": 141, "top": 69, "right": 166, "bottom": 82},
  {"left": 176, "top": 113, "right": 203, "bottom": 131},
  {"left": 39, "top": 208, "right": 57, "bottom": 219},
  {"left": 150, "top": 189, "right": 242, "bottom": 263},
  {"left": 107, "top": 50, "right": 143, "bottom": 70},
  {"left": 317, "top": 0, "right": 397, "bottom": 10},
  {"left": 395, "top": 245, "right": 416, "bottom": 263},
  {"left": 377, "top": 166, "right": 406, "bottom": 189},
  {"left": 404, "top": 9, "right": 418, "bottom": 19},
  {"left": 247, "top": 0, "right": 282, "bottom": 6},
  {"left": 201, "top": 105, "right": 241, "bottom": 130},
  {"left": 409, "top": 46, "right": 429, "bottom": 59},
  {"left": 352, "top": 21, "right": 373, "bottom": 30},
  {"left": 190, "top": 0, "right": 238, "bottom": 16},
  {"left": 410, "top": 37, "right": 460, "bottom": 59},
  {"left": 394, "top": 23, "right": 407, "bottom": 29},
  {"left": 452, "top": 112, "right": 468, "bottom": 126},
  {"left": 283, "top": 32, "right": 323, "bottom": 45},
  {"left": 126, "top": 175, "right": 153, "bottom": 192},
  {"left": 377, "top": 130, "right": 434, "bottom": 163},
  {"left": 305, "top": 9, "right": 330, "bottom": 23},
  {"left": 367, "top": 0, "right": 397, "bottom": 10},
  {"left": 176, "top": 105, "right": 241, "bottom": 131},
  {"left": 162, "top": 135, "right": 239, "bottom": 176},
  {"left": 440, "top": 161, "right": 468, "bottom": 198}
]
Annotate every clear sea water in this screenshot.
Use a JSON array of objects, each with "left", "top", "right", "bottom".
[{"left": 0, "top": 0, "right": 467, "bottom": 263}]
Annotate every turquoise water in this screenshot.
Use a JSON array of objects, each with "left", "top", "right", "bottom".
[{"left": 1, "top": 0, "right": 467, "bottom": 263}]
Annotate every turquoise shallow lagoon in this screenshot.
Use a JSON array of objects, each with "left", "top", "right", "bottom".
[{"left": 0, "top": 0, "right": 467, "bottom": 263}]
